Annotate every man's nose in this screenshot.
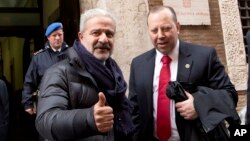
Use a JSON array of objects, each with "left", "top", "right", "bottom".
[
  {"left": 157, "top": 30, "right": 165, "bottom": 38},
  {"left": 55, "top": 35, "right": 60, "bottom": 39},
  {"left": 99, "top": 33, "right": 108, "bottom": 43}
]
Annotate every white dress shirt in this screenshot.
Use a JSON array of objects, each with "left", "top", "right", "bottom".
[
  {"left": 51, "top": 47, "right": 62, "bottom": 52},
  {"left": 153, "top": 40, "right": 180, "bottom": 141}
]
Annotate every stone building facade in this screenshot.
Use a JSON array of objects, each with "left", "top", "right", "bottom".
[{"left": 79, "top": 0, "right": 248, "bottom": 111}]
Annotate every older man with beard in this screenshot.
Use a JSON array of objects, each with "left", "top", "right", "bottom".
[{"left": 35, "top": 8, "right": 134, "bottom": 141}]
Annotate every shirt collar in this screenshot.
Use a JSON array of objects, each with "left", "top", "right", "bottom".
[{"left": 51, "top": 47, "right": 62, "bottom": 52}]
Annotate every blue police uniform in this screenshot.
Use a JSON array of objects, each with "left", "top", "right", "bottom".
[
  {"left": 22, "top": 22, "right": 69, "bottom": 110},
  {"left": 22, "top": 41, "right": 69, "bottom": 110}
]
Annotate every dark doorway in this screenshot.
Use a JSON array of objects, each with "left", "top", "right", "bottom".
[
  {"left": 59, "top": 0, "right": 80, "bottom": 46},
  {"left": 0, "top": 1, "right": 43, "bottom": 141},
  {"left": 0, "top": 0, "right": 80, "bottom": 141}
]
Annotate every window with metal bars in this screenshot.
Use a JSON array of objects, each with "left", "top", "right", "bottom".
[{"left": 238, "top": 0, "right": 250, "bottom": 62}]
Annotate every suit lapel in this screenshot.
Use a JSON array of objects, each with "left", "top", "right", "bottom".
[
  {"left": 177, "top": 41, "right": 193, "bottom": 82},
  {"left": 143, "top": 49, "right": 156, "bottom": 107}
]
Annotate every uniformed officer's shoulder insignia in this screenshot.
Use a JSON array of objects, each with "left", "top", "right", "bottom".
[{"left": 33, "top": 49, "right": 45, "bottom": 56}]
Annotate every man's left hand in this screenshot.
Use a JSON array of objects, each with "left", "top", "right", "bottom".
[{"left": 175, "top": 92, "right": 198, "bottom": 120}]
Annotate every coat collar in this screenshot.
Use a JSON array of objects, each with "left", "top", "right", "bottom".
[
  {"left": 44, "top": 41, "right": 69, "bottom": 52},
  {"left": 67, "top": 47, "right": 98, "bottom": 88}
]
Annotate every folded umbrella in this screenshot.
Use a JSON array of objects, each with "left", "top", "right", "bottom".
[{"left": 166, "top": 81, "right": 188, "bottom": 102}]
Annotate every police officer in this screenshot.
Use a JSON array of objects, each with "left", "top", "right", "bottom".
[{"left": 22, "top": 22, "right": 69, "bottom": 115}]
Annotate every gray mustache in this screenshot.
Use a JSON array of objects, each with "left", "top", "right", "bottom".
[{"left": 93, "top": 43, "right": 111, "bottom": 49}]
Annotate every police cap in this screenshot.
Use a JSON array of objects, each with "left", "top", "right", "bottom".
[{"left": 45, "top": 22, "right": 63, "bottom": 37}]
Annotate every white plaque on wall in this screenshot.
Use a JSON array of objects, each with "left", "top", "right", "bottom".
[{"left": 163, "top": 0, "right": 211, "bottom": 25}]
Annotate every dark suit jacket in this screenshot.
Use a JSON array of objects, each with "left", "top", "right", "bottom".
[
  {"left": 128, "top": 41, "right": 238, "bottom": 141},
  {"left": 0, "top": 79, "right": 9, "bottom": 141}
]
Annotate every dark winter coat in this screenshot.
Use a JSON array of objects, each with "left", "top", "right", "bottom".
[{"left": 36, "top": 46, "right": 132, "bottom": 141}]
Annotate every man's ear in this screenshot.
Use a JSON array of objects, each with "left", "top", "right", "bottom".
[
  {"left": 176, "top": 22, "right": 181, "bottom": 34},
  {"left": 78, "top": 32, "right": 83, "bottom": 39}
]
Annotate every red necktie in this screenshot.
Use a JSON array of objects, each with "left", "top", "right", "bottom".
[{"left": 157, "top": 56, "right": 171, "bottom": 141}]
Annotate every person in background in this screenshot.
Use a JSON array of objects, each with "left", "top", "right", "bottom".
[
  {"left": 128, "top": 5, "right": 240, "bottom": 141},
  {"left": 22, "top": 22, "right": 69, "bottom": 115},
  {"left": 0, "top": 79, "right": 9, "bottom": 141},
  {"left": 22, "top": 22, "right": 69, "bottom": 141},
  {"left": 35, "top": 8, "right": 134, "bottom": 141}
]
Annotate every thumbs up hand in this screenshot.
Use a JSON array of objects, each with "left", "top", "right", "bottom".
[
  {"left": 96, "top": 92, "right": 106, "bottom": 107},
  {"left": 94, "top": 92, "right": 114, "bottom": 133}
]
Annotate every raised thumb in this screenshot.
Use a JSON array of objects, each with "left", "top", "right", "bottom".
[{"left": 97, "top": 92, "right": 106, "bottom": 107}]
